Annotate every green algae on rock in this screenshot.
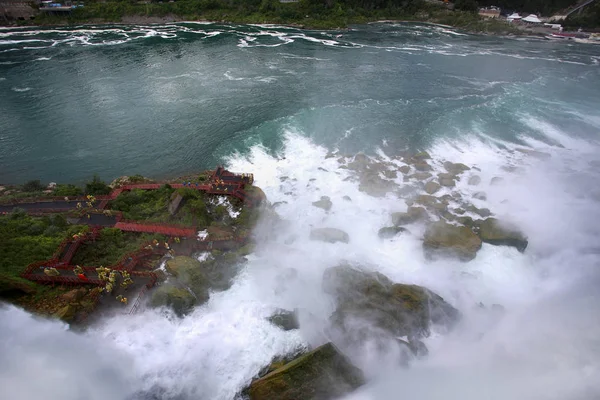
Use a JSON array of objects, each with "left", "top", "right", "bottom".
[
  {"left": 423, "top": 221, "right": 482, "bottom": 261},
  {"left": 478, "top": 218, "right": 528, "bottom": 252},
  {"left": 248, "top": 342, "right": 365, "bottom": 400}
]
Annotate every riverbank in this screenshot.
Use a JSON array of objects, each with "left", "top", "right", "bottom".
[{"left": 4, "top": 4, "right": 524, "bottom": 36}]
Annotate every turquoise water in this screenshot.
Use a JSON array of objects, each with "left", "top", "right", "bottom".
[{"left": 1, "top": 23, "right": 599, "bottom": 184}]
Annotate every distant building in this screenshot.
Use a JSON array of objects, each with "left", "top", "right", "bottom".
[
  {"left": 522, "top": 14, "right": 542, "bottom": 24},
  {"left": 479, "top": 6, "right": 501, "bottom": 19}
]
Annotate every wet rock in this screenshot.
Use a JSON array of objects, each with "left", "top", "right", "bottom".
[
  {"left": 60, "top": 288, "right": 87, "bottom": 303},
  {"left": 413, "top": 160, "right": 433, "bottom": 172},
  {"left": 312, "top": 196, "right": 332, "bottom": 211},
  {"left": 53, "top": 304, "right": 78, "bottom": 323},
  {"left": 323, "top": 265, "right": 460, "bottom": 340},
  {"left": 490, "top": 177, "right": 504, "bottom": 185},
  {"left": 248, "top": 342, "right": 365, "bottom": 400},
  {"left": 413, "top": 151, "right": 431, "bottom": 160},
  {"left": 424, "top": 181, "right": 441, "bottom": 195},
  {"left": 423, "top": 221, "right": 482, "bottom": 261},
  {"left": 456, "top": 216, "right": 479, "bottom": 229},
  {"left": 383, "top": 170, "right": 398, "bottom": 179},
  {"left": 410, "top": 172, "right": 433, "bottom": 181},
  {"left": 473, "top": 191, "right": 487, "bottom": 201},
  {"left": 465, "top": 205, "right": 492, "bottom": 217},
  {"left": 150, "top": 284, "right": 196, "bottom": 317},
  {"left": 399, "top": 165, "right": 411, "bottom": 174},
  {"left": 310, "top": 228, "right": 350, "bottom": 244},
  {"left": 347, "top": 153, "right": 369, "bottom": 172},
  {"left": 453, "top": 208, "right": 466, "bottom": 215},
  {"left": 443, "top": 161, "right": 470, "bottom": 175},
  {"left": 343, "top": 195, "right": 352, "bottom": 202},
  {"left": 414, "top": 194, "right": 439, "bottom": 208},
  {"left": 468, "top": 175, "right": 481, "bottom": 186},
  {"left": 279, "top": 176, "right": 289, "bottom": 182},
  {"left": 392, "top": 206, "right": 428, "bottom": 226},
  {"left": 478, "top": 218, "right": 528, "bottom": 252},
  {"left": 378, "top": 226, "right": 409, "bottom": 239},
  {"left": 358, "top": 170, "right": 397, "bottom": 198},
  {"left": 318, "top": 167, "right": 329, "bottom": 172},
  {"left": 168, "top": 192, "right": 184, "bottom": 216},
  {"left": 438, "top": 173, "right": 456, "bottom": 187},
  {"left": 268, "top": 309, "right": 299, "bottom": 331}
]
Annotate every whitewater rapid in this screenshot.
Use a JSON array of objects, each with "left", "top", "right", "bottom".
[{"left": 3, "top": 123, "right": 600, "bottom": 400}]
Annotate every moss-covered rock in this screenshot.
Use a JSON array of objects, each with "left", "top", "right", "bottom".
[
  {"left": 424, "top": 181, "right": 441, "bottom": 195},
  {"left": 478, "top": 218, "right": 528, "bottom": 252},
  {"left": 53, "top": 304, "right": 78, "bottom": 323},
  {"left": 443, "top": 161, "right": 470, "bottom": 175},
  {"left": 248, "top": 342, "right": 365, "bottom": 400},
  {"left": 165, "top": 256, "right": 210, "bottom": 303},
  {"left": 438, "top": 173, "right": 456, "bottom": 187},
  {"left": 423, "top": 221, "right": 482, "bottom": 261},
  {"left": 392, "top": 206, "right": 428, "bottom": 226},
  {"left": 323, "top": 265, "right": 459, "bottom": 340},
  {"left": 150, "top": 284, "right": 196, "bottom": 317},
  {"left": 378, "top": 226, "right": 408, "bottom": 239}
]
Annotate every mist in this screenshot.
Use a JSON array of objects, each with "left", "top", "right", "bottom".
[{"left": 2, "top": 127, "right": 600, "bottom": 400}]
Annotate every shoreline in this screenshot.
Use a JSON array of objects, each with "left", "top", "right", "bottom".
[{"left": 2, "top": 13, "right": 535, "bottom": 37}]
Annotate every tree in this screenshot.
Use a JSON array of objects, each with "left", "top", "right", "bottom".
[
  {"left": 22, "top": 180, "right": 45, "bottom": 192},
  {"left": 454, "top": 0, "right": 478, "bottom": 12},
  {"left": 85, "top": 175, "right": 111, "bottom": 195}
]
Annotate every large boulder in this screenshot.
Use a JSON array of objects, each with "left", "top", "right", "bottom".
[
  {"left": 248, "top": 342, "right": 365, "bottom": 400},
  {"left": 268, "top": 309, "right": 299, "bottom": 331},
  {"left": 165, "top": 256, "right": 211, "bottom": 303},
  {"left": 150, "top": 284, "right": 196, "bottom": 317},
  {"left": 438, "top": 173, "right": 456, "bottom": 187},
  {"left": 443, "top": 161, "right": 470, "bottom": 175},
  {"left": 392, "top": 206, "right": 428, "bottom": 226},
  {"left": 312, "top": 196, "right": 332, "bottom": 211},
  {"left": 310, "top": 228, "right": 350, "bottom": 244},
  {"left": 424, "top": 181, "right": 441, "bottom": 195},
  {"left": 478, "top": 218, "right": 528, "bottom": 252},
  {"left": 423, "top": 221, "right": 482, "bottom": 261},
  {"left": 358, "top": 170, "right": 396, "bottom": 197},
  {"left": 323, "top": 265, "right": 460, "bottom": 340}
]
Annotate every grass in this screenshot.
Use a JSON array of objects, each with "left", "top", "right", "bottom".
[
  {"left": 70, "top": 228, "right": 166, "bottom": 267},
  {"left": 0, "top": 210, "right": 86, "bottom": 278}
]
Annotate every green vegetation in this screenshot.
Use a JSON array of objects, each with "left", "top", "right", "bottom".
[
  {"left": 564, "top": 1, "right": 600, "bottom": 29},
  {"left": 478, "top": 0, "right": 577, "bottom": 15},
  {"left": 53, "top": 184, "right": 84, "bottom": 197},
  {"left": 23, "top": 179, "right": 45, "bottom": 192},
  {"left": 0, "top": 210, "right": 85, "bottom": 278},
  {"left": 70, "top": 227, "right": 165, "bottom": 266},
  {"left": 30, "top": 0, "right": 517, "bottom": 31},
  {"left": 85, "top": 174, "right": 111, "bottom": 195}
]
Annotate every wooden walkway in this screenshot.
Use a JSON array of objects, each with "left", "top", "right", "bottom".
[{"left": 115, "top": 221, "right": 198, "bottom": 237}]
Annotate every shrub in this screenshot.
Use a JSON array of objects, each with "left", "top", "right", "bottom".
[
  {"left": 85, "top": 175, "right": 111, "bottom": 195},
  {"left": 53, "top": 184, "right": 83, "bottom": 197},
  {"left": 22, "top": 180, "right": 45, "bottom": 192}
]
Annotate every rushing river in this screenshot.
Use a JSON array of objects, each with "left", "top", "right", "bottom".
[{"left": 1, "top": 22, "right": 600, "bottom": 400}]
